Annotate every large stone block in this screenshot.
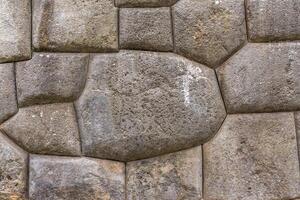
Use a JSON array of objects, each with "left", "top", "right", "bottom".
[
  {"left": 29, "top": 155, "right": 125, "bottom": 200},
  {"left": 120, "top": 8, "right": 173, "bottom": 51},
  {"left": 0, "top": 103, "right": 81, "bottom": 156},
  {"left": 127, "top": 146, "right": 202, "bottom": 200},
  {"left": 32, "top": 0, "right": 118, "bottom": 52},
  {"left": 16, "top": 53, "right": 89, "bottom": 107},
  {"left": 173, "top": 0, "right": 247, "bottom": 68},
  {"left": 217, "top": 42, "right": 300, "bottom": 113},
  {"left": 204, "top": 113, "right": 300, "bottom": 200},
  {"left": 246, "top": 0, "right": 300, "bottom": 42},
  {"left": 115, "top": 0, "right": 178, "bottom": 7},
  {"left": 0, "top": 0, "right": 31, "bottom": 63},
  {"left": 76, "top": 51, "right": 226, "bottom": 161}
]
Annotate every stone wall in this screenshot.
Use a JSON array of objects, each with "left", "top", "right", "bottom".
[{"left": 0, "top": 0, "right": 299, "bottom": 199}]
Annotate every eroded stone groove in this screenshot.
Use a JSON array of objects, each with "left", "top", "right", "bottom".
[{"left": 115, "top": 0, "right": 178, "bottom": 7}]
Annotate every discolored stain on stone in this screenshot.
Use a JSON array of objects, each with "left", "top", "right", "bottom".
[
  {"left": 204, "top": 113, "right": 300, "bottom": 200},
  {"left": 29, "top": 155, "right": 125, "bottom": 200},
  {"left": 115, "top": 0, "right": 178, "bottom": 7},
  {"left": 127, "top": 146, "right": 202, "bottom": 200}
]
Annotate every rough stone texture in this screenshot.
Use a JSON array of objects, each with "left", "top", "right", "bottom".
[
  {"left": 295, "top": 112, "right": 300, "bottom": 162},
  {"left": 0, "top": 103, "right": 81, "bottom": 156},
  {"left": 32, "top": 0, "right": 118, "bottom": 52},
  {"left": 217, "top": 42, "right": 300, "bottom": 113},
  {"left": 173, "top": 0, "right": 247, "bottom": 68},
  {"left": 16, "top": 53, "right": 89, "bottom": 107},
  {"left": 0, "top": 0, "right": 31, "bottom": 63},
  {"left": 76, "top": 51, "right": 226, "bottom": 161},
  {"left": 0, "top": 63, "right": 18, "bottom": 124},
  {"left": 0, "top": 132, "right": 28, "bottom": 200},
  {"left": 120, "top": 8, "right": 173, "bottom": 52},
  {"left": 246, "top": 0, "right": 300, "bottom": 42},
  {"left": 29, "top": 155, "right": 125, "bottom": 200},
  {"left": 127, "top": 146, "right": 202, "bottom": 200},
  {"left": 204, "top": 113, "right": 300, "bottom": 200},
  {"left": 115, "top": 0, "right": 178, "bottom": 7}
]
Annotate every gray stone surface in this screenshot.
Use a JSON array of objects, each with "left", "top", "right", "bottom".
[
  {"left": 0, "top": 0, "right": 31, "bottom": 63},
  {"left": 16, "top": 53, "right": 89, "bottom": 107},
  {"left": 0, "top": 63, "right": 18, "bottom": 124},
  {"left": 0, "top": 103, "right": 81, "bottom": 156},
  {"left": 246, "top": 0, "right": 300, "bottom": 42},
  {"left": 32, "top": 0, "right": 118, "bottom": 52},
  {"left": 29, "top": 155, "right": 125, "bottom": 200},
  {"left": 0, "top": 132, "right": 28, "bottom": 200},
  {"left": 76, "top": 51, "right": 226, "bottom": 161},
  {"left": 203, "top": 113, "right": 300, "bottom": 200},
  {"left": 127, "top": 146, "right": 202, "bottom": 200},
  {"left": 217, "top": 42, "right": 300, "bottom": 113},
  {"left": 295, "top": 112, "right": 300, "bottom": 163},
  {"left": 120, "top": 8, "right": 173, "bottom": 52},
  {"left": 116, "top": 0, "right": 178, "bottom": 7},
  {"left": 173, "top": 0, "right": 247, "bottom": 68}
]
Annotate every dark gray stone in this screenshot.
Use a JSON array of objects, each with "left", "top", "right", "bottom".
[{"left": 115, "top": 0, "right": 178, "bottom": 7}]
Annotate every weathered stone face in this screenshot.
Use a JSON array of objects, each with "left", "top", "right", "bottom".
[
  {"left": 76, "top": 51, "right": 226, "bottom": 161},
  {"left": 217, "top": 42, "right": 300, "bottom": 113},
  {"left": 204, "top": 113, "right": 300, "bottom": 200},
  {"left": 0, "top": 103, "right": 81, "bottom": 156},
  {"left": 16, "top": 53, "right": 89, "bottom": 107},
  {"left": 32, "top": 0, "right": 118, "bottom": 52},
  {"left": 0, "top": 132, "right": 28, "bottom": 200},
  {"left": 0, "top": 63, "right": 17, "bottom": 124},
  {"left": 0, "top": 0, "right": 31, "bottom": 63},
  {"left": 120, "top": 8, "right": 173, "bottom": 51},
  {"left": 295, "top": 112, "right": 300, "bottom": 162},
  {"left": 29, "top": 155, "right": 125, "bottom": 200},
  {"left": 173, "top": 0, "right": 247, "bottom": 68},
  {"left": 127, "top": 146, "right": 202, "bottom": 200},
  {"left": 246, "top": 0, "right": 300, "bottom": 42},
  {"left": 116, "top": 0, "right": 178, "bottom": 7}
]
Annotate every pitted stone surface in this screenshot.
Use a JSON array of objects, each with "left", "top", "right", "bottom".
[
  {"left": 115, "top": 0, "right": 178, "bottom": 7},
  {"left": 0, "top": 63, "right": 17, "bottom": 124},
  {"left": 246, "top": 0, "right": 300, "bottom": 42},
  {"left": 0, "top": 103, "right": 81, "bottom": 156},
  {"left": 16, "top": 53, "right": 89, "bottom": 107},
  {"left": 173, "top": 0, "right": 247, "bottom": 68},
  {"left": 204, "top": 113, "right": 300, "bottom": 200},
  {"left": 295, "top": 112, "right": 300, "bottom": 161},
  {"left": 32, "top": 0, "right": 118, "bottom": 52},
  {"left": 0, "top": 133, "right": 27, "bottom": 200},
  {"left": 29, "top": 155, "right": 125, "bottom": 200},
  {"left": 0, "top": 0, "right": 31, "bottom": 63},
  {"left": 120, "top": 8, "right": 173, "bottom": 52},
  {"left": 217, "top": 42, "right": 300, "bottom": 113},
  {"left": 127, "top": 146, "right": 202, "bottom": 200},
  {"left": 76, "top": 51, "right": 226, "bottom": 161}
]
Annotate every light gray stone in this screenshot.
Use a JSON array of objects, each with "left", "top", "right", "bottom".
[
  {"left": 120, "top": 8, "right": 173, "bottom": 51},
  {"left": 0, "top": 0, "right": 31, "bottom": 63},
  {"left": 295, "top": 112, "right": 300, "bottom": 163},
  {"left": 76, "top": 51, "right": 226, "bottom": 161},
  {"left": 203, "top": 113, "right": 300, "bottom": 200},
  {"left": 0, "top": 63, "right": 17, "bottom": 124},
  {"left": 217, "top": 42, "right": 300, "bottom": 113},
  {"left": 0, "top": 132, "right": 28, "bottom": 200},
  {"left": 115, "top": 0, "right": 178, "bottom": 7},
  {"left": 0, "top": 103, "right": 81, "bottom": 156},
  {"left": 246, "top": 0, "right": 300, "bottom": 42},
  {"left": 29, "top": 155, "right": 125, "bottom": 200},
  {"left": 173, "top": 0, "right": 247, "bottom": 68},
  {"left": 16, "top": 53, "right": 89, "bottom": 107},
  {"left": 32, "top": 0, "right": 118, "bottom": 52},
  {"left": 127, "top": 146, "right": 202, "bottom": 200}
]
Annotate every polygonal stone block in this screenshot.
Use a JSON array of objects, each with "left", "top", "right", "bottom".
[
  {"left": 16, "top": 53, "right": 89, "bottom": 107},
  {"left": 0, "top": 132, "right": 28, "bottom": 200},
  {"left": 120, "top": 8, "right": 173, "bottom": 51},
  {"left": 246, "top": 0, "right": 300, "bottom": 42},
  {"left": 1, "top": 103, "right": 81, "bottom": 156},
  {"left": 115, "top": 0, "right": 178, "bottom": 7},
  {"left": 32, "top": 0, "right": 118, "bottom": 52},
  {"left": 29, "top": 155, "right": 125, "bottom": 200},
  {"left": 173, "top": 0, "right": 247, "bottom": 68},
  {"left": 217, "top": 42, "right": 300, "bottom": 113},
  {"left": 0, "top": 63, "right": 17, "bottom": 124},
  {"left": 203, "top": 113, "right": 300, "bottom": 200},
  {"left": 127, "top": 146, "right": 202, "bottom": 200},
  {"left": 76, "top": 51, "right": 226, "bottom": 161},
  {"left": 0, "top": 0, "right": 31, "bottom": 63}
]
